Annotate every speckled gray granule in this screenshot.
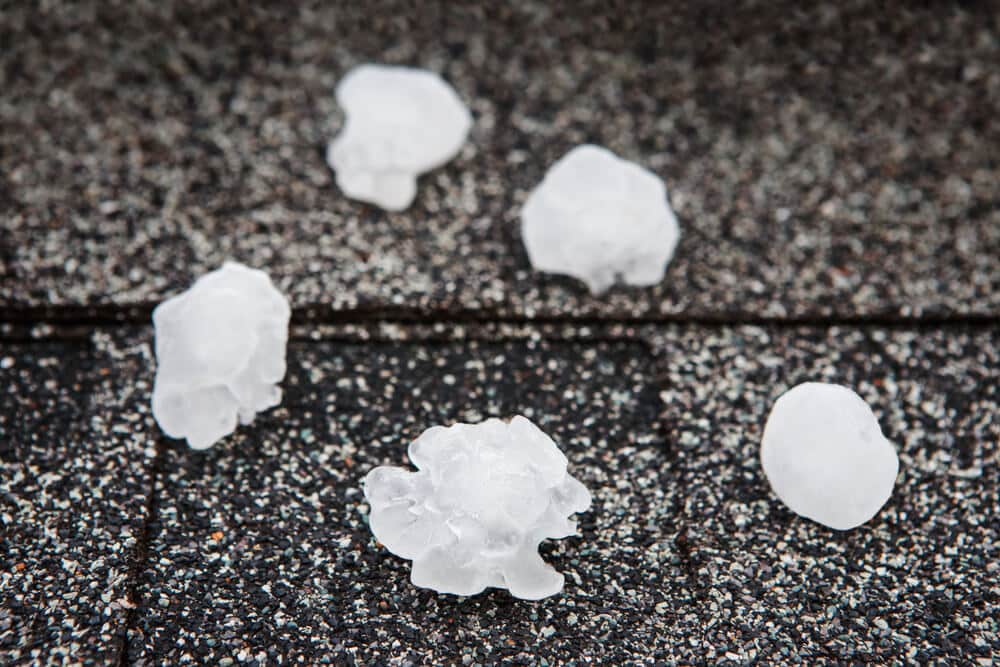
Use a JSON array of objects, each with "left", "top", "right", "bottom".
[
  {"left": 125, "top": 335, "right": 665, "bottom": 664},
  {"left": 0, "top": 333, "right": 158, "bottom": 665},
  {"left": 83, "top": 324, "right": 994, "bottom": 665},
  {"left": 2, "top": 1, "right": 999, "bottom": 665},
  {"left": 643, "top": 325, "right": 999, "bottom": 664},
  {"left": 2, "top": 1, "right": 998, "bottom": 318}
]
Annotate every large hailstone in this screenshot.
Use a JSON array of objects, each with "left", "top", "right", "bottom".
[
  {"left": 326, "top": 64, "right": 473, "bottom": 211},
  {"left": 760, "top": 382, "right": 899, "bottom": 530},
  {"left": 152, "top": 262, "right": 291, "bottom": 450},
  {"left": 521, "top": 144, "right": 680, "bottom": 294},
  {"left": 363, "top": 416, "right": 592, "bottom": 600}
]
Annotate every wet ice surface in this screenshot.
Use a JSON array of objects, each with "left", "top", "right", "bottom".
[
  {"left": 363, "top": 416, "right": 592, "bottom": 600},
  {"left": 521, "top": 144, "right": 681, "bottom": 294},
  {"left": 760, "top": 382, "right": 899, "bottom": 530},
  {"left": 326, "top": 64, "right": 472, "bottom": 211},
  {"left": 152, "top": 262, "right": 290, "bottom": 450}
]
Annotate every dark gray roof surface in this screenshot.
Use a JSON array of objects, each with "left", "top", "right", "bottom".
[
  {"left": 3, "top": 325, "right": 997, "bottom": 664},
  {"left": 3, "top": 2, "right": 997, "bottom": 318},
  {"left": 0, "top": 335, "right": 156, "bottom": 664},
  {"left": 2, "top": 2, "right": 998, "bottom": 665}
]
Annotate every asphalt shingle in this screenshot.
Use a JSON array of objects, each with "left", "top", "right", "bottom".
[
  {"left": 645, "top": 325, "right": 999, "bottom": 663},
  {"left": 0, "top": 334, "right": 158, "bottom": 665},
  {"left": 2, "top": 2, "right": 997, "bottom": 664},
  {"left": 3, "top": 2, "right": 997, "bottom": 318},
  {"left": 113, "top": 325, "right": 999, "bottom": 664},
  {"left": 127, "top": 337, "right": 663, "bottom": 664}
]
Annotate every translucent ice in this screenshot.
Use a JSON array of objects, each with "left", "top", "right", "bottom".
[
  {"left": 152, "top": 262, "right": 291, "bottom": 450},
  {"left": 521, "top": 144, "right": 680, "bottom": 294},
  {"left": 326, "top": 64, "right": 473, "bottom": 211},
  {"left": 760, "top": 382, "right": 899, "bottom": 530},
  {"left": 363, "top": 416, "right": 592, "bottom": 599}
]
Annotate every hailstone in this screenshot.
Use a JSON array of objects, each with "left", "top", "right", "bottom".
[
  {"left": 521, "top": 144, "right": 680, "bottom": 294},
  {"left": 760, "top": 382, "right": 899, "bottom": 530},
  {"left": 363, "top": 416, "right": 592, "bottom": 600},
  {"left": 326, "top": 64, "right": 473, "bottom": 211},
  {"left": 152, "top": 262, "right": 291, "bottom": 450}
]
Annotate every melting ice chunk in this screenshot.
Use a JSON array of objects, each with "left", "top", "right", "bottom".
[
  {"left": 521, "top": 144, "right": 680, "bottom": 294},
  {"left": 152, "top": 262, "right": 291, "bottom": 450},
  {"left": 326, "top": 64, "right": 473, "bottom": 211},
  {"left": 364, "top": 416, "right": 592, "bottom": 599},
  {"left": 760, "top": 382, "right": 899, "bottom": 530}
]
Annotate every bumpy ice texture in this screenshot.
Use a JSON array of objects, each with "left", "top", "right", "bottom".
[
  {"left": 152, "top": 262, "right": 291, "bottom": 450},
  {"left": 521, "top": 144, "right": 680, "bottom": 294},
  {"left": 760, "top": 382, "right": 899, "bottom": 530},
  {"left": 326, "top": 64, "right": 473, "bottom": 211},
  {"left": 364, "top": 416, "right": 592, "bottom": 599}
]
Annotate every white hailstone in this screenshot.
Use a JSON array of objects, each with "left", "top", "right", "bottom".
[
  {"left": 364, "top": 416, "right": 592, "bottom": 600},
  {"left": 521, "top": 144, "right": 680, "bottom": 294},
  {"left": 152, "top": 262, "right": 291, "bottom": 450},
  {"left": 760, "top": 382, "right": 899, "bottom": 530},
  {"left": 326, "top": 64, "right": 473, "bottom": 211}
]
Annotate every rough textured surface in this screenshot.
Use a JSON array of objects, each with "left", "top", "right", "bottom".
[
  {"left": 102, "top": 327, "right": 999, "bottom": 664},
  {"left": 2, "top": 1, "right": 999, "bottom": 664},
  {"left": 2, "top": 1, "right": 998, "bottom": 317},
  {"left": 126, "top": 338, "right": 662, "bottom": 664},
  {"left": 646, "top": 325, "right": 999, "bottom": 664},
  {"left": 0, "top": 334, "right": 157, "bottom": 665}
]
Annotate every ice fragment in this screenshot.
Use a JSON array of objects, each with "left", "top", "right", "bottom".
[
  {"left": 760, "top": 382, "right": 899, "bottom": 530},
  {"left": 521, "top": 144, "right": 680, "bottom": 294},
  {"left": 364, "top": 416, "right": 592, "bottom": 599},
  {"left": 326, "top": 64, "right": 472, "bottom": 211},
  {"left": 152, "top": 262, "right": 291, "bottom": 450}
]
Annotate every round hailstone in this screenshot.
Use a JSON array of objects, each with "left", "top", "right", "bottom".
[
  {"left": 326, "top": 64, "right": 473, "bottom": 211},
  {"left": 151, "top": 262, "right": 290, "bottom": 450},
  {"left": 521, "top": 144, "right": 680, "bottom": 294},
  {"left": 363, "top": 416, "right": 592, "bottom": 600},
  {"left": 760, "top": 382, "right": 899, "bottom": 530}
]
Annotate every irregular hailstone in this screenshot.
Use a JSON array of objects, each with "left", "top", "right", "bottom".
[
  {"left": 326, "top": 64, "right": 473, "bottom": 211},
  {"left": 760, "top": 382, "right": 899, "bottom": 530},
  {"left": 521, "top": 144, "right": 680, "bottom": 294},
  {"left": 152, "top": 262, "right": 291, "bottom": 450},
  {"left": 364, "top": 416, "right": 592, "bottom": 599}
]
